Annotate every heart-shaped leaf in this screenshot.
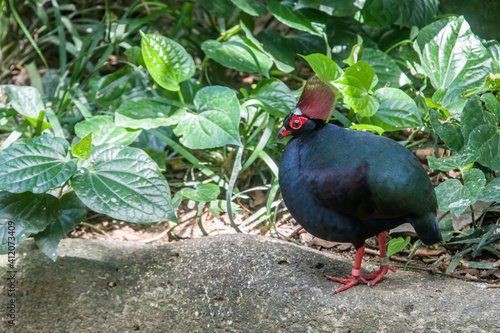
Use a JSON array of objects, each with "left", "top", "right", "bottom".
[
  {"left": 362, "top": 48, "right": 411, "bottom": 88},
  {"left": 72, "top": 133, "right": 92, "bottom": 160},
  {"left": 249, "top": 78, "right": 296, "bottom": 117},
  {"left": 477, "top": 178, "right": 500, "bottom": 202},
  {"left": 0, "top": 135, "right": 77, "bottom": 193},
  {"left": 361, "top": 0, "right": 399, "bottom": 27},
  {"left": 387, "top": 236, "right": 411, "bottom": 257},
  {"left": 400, "top": 0, "right": 439, "bottom": 28},
  {"left": 0, "top": 191, "right": 62, "bottom": 253},
  {"left": 333, "top": 61, "right": 379, "bottom": 116},
  {"left": 75, "top": 115, "right": 141, "bottom": 146},
  {"left": 115, "top": 99, "right": 186, "bottom": 130},
  {"left": 357, "top": 88, "right": 422, "bottom": 131},
  {"left": 414, "top": 17, "right": 494, "bottom": 118},
  {"left": 267, "top": 0, "right": 326, "bottom": 36},
  {"left": 0, "top": 85, "right": 44, "bottom": 118},
  {"left": 301, "top": 53, "right": 343, "bottom": 82},
  {"left": 71, "top": 144, "right": 176, "bottom": 223},
  {"left": 174, "top": 86, "right": 241, "bottom": 149},
  {"left": 141, "top": 32, "right": 195, "bottom": 91},
  {"left": 467, "top": 125, "right": 500, "bottom": 171},
  {"left": 201, "top": 36, "right": 273, "bottom": 76},
  {"left": 230, "top": 0, "right": 267, "bottom": 16},
  {"left": 34, "top": 192, "right": 86, "bottom": 261}
]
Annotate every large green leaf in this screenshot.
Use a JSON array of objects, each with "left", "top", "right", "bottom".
[
  {"left": 333, "top": 61, "right": 379, "bottom": 116},
  {"left": 477, "top": 178, "right": 500, "bottom": 202},
  {"left": 400, "top": 0, "right": 439, "bottom": 28},
  {"left": 301, "top": 53, "right": 343, "bottom": 82},
  {"left": 461, "top": 96, "right": 497, "bottom": 144},
  {"left": 115, "top": 99, "right": 185, "bottom": 130},
  {"left": 241, "top": 22, "right": 294, "bottom": 73},
  {"left": 414, "top": 17, "right": 494, "bottom": 118},
  {"left": 140, "top": 32, "right": 195, "bottom": 91},
  {"left": 362, "top": 48, "right": 411, "bottom": 88},
  {"left": 201, "top": 36, "right": 273, "bottom": 76},
  {"left": 357, "top": 88, "right": 422, "bottom": 130},
  {"left": 75, "top": 115, "right": 141, "bottom": 146},
  {"left": 174, "top": 86, "right": 241, "bottom": 149},
  {"left": 34, "top": 192, "right": 86, "bottom": 261},
  {"left": 267, "top": 0, "right": 326, "bottom": 36},
  {"left": 427, "top": 148, "right": 479, "bottom": 171},
  {"left": 481, "top": 93, "right": 500, "bottom": 123},
  {"left": 429, "top": 109, "right": 464, "bottom": 151},
  {"left": 0, "top": 191, "right": 61, "bottom": 253},
  {"left": 467, "top": 125, "right": 500, "bottom": 171},
  {"left": 249, "top": 78, "right": 296, "bottom": 117},
  {"left": 294, "top": 0, "right": 358, "bottom": 16},
  {"left": 0, "top": 85, "right": 44, "bottom": 118},
  {"left": 360, "top": 0, "right": 399, "bottom": 27},
  {"left": 71, "top": 144, "right": 176, "bottom": 223},
  {"left": 0, "top": 135, "right": 77, "bottom": 193},
  {"left": 435, "top": 168, "right": 486, "bottom": 216},
  {"left": 230, "top": 0, "right": 267, "bottom": 16}
]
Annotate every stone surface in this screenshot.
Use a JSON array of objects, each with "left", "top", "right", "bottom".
[{"left": 1, "top": 234, "right": 499, "bottom": 332}]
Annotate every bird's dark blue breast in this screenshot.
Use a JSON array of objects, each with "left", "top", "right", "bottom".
[{"left": 278, "top": 124, "right": 440, "bottom": 247}]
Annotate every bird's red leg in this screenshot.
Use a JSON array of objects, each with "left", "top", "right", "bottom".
[
  {"left": 326, "top": 245, "right": 366, "bottom": 294},
  {"left": 360, "top": 232, "right": 396, "bottom": 286}
]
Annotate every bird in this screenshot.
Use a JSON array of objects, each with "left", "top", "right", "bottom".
[{"left": 277, "top": 76, "right": 442, "bottom": 293}]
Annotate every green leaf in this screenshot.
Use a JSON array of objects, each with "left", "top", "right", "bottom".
[
  {"left": 0, "top": 191, "right": 61, "bottom": 254},
  {"left": 294, "top": 0, "right": 358, "bottom": 17},
  {"left": 427, "top": 148, "right": 479, "bottom": 171},
  {"left": 463, "top": 169, "right": 486, "bottom": 200},
  {"left": 468, "top": 125, "right": 500, "bottom": 171},
  {"left": 0, "top": 135, "right": 77, "bottom": 193},
  {"left": 242, "top": 22, "right": 295, "bottom": 73},
  {"left": 174, "top": 86, "right": 241, "bottom": 149},
  {"left": 477, "top": 178, "right": 500, "bottom": 202},
  {"left": 201, "top": 36, "right": 273, "bottom": 76},
  {"left": 439, "top": 217, "right": 455, "bottom": 242},
  {"left": 230, "top": 0, "right": 267, "bottom": 16},
  {"left": 182, "top": 183, "right": 221, "bottom": 202},
  {"left": 267, "top": 0, "right": 327, "bottom": 36},
  {"left": 115, "top": 99, "right": 185, "bottom": 130},
  {"left": 72, "top": 133, "right": 92, "bottom": 160},
  {"left": 71, "top": 144, "right": 176, "bottom": 223},
  {"left": 361, "top": 0, "right": 399, "bottom": 27},
  {"left": 349, "top": 124, "right": 385, "bottom": 135},
  {"left": 387, "top": 236, "right": 411, "bottom": 257},
  {"left": 362, "top": 48, "right": 411, "bottom": 88},
  {"left": 249, "top": 78, "right": 296, "bottom": 117},
  {"left": 333, "top": 61, "right": 379, "bottom": 116},
  {"left": 414, "top": 17, "right": 494, "bottom": 118},
  {"left": 428, "top": 109, "right": 464, "bottom": 151},
  {"left": 140, "top": 32, "right": 195, "bottom": 91},
  {"left": 343, "top": 35, "right": 364, "bottom": 67},
  {"left": 481, "top": 93, "right": 500, "bottom": 122},
  {"left": 199, "top": 0, "right": 236, "bottom": 19},
  {"left": 357, "top": 88, "right": 422, "bottom": 131},
  {"left": 461, "top": 96, "right": 497, "bottom": 145},
  {"left": 435, "top": 169, "right": 485, "bottom": 216},
  {"left": 400, "top": 0, "right": 439, "bottom": 28},
  {"left": 300, "top": 53, "right": 343, "bottom": 82},
  {"left": 75, "top": 115, "right": 141, "bottom": 146},
  {"left": 34, "top": 192, "right": 86, "bottom": 261},
  {"left": 435, "top": 179, "right": 473, "bottom": 216},
  {"left": 0, "top": 85, "right": 44, "bottom": 118}
]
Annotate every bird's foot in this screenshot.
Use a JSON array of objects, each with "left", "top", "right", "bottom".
[
  {"left": 360, "top": 257, "right": 396, "bottom": 287},
  {"left": 326, "top": 268, "right": 365, "bottom": 294}
]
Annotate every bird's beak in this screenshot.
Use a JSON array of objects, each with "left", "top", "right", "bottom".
[{"left": 277, "top": 127, "right": 291, "bottom": 140}]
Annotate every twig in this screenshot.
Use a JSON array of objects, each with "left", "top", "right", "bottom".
[
  {"left": 80, "top": 222, "right": 110, "bottom": 238},
  {"left": 138, "top": 229, "right": 169, "bottom": 243}
]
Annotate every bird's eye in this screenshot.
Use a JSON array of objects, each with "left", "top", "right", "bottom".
[{"left": 289, "top": 116, "right": 308, "bottom": 130}]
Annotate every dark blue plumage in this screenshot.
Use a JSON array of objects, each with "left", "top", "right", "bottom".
[{"left": 277, "top": 76, "right": 441, "bottom": 293}]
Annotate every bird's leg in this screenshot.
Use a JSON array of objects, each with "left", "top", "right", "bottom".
[
  {"left": 326, "top": 245, "right": 367, "bottom": 294},
  {"left": 360, "top": 232, "right": 396, "bottom": 286}
]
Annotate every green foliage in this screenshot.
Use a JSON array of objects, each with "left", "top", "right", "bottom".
[{"left": 1, "top": 0, "right": 499, "bottom": 269}]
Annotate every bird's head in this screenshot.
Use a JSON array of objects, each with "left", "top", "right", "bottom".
[{"left": 277, "top": 75, "right": 336, "bottom": 140}]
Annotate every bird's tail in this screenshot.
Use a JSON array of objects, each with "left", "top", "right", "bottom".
[{"left": 408, "top": 212, "right": 442, "bottom": 245}]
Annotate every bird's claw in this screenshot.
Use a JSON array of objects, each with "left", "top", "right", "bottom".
[{"left": 360, "top": 265, "right": 396, "bottom": 286}]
